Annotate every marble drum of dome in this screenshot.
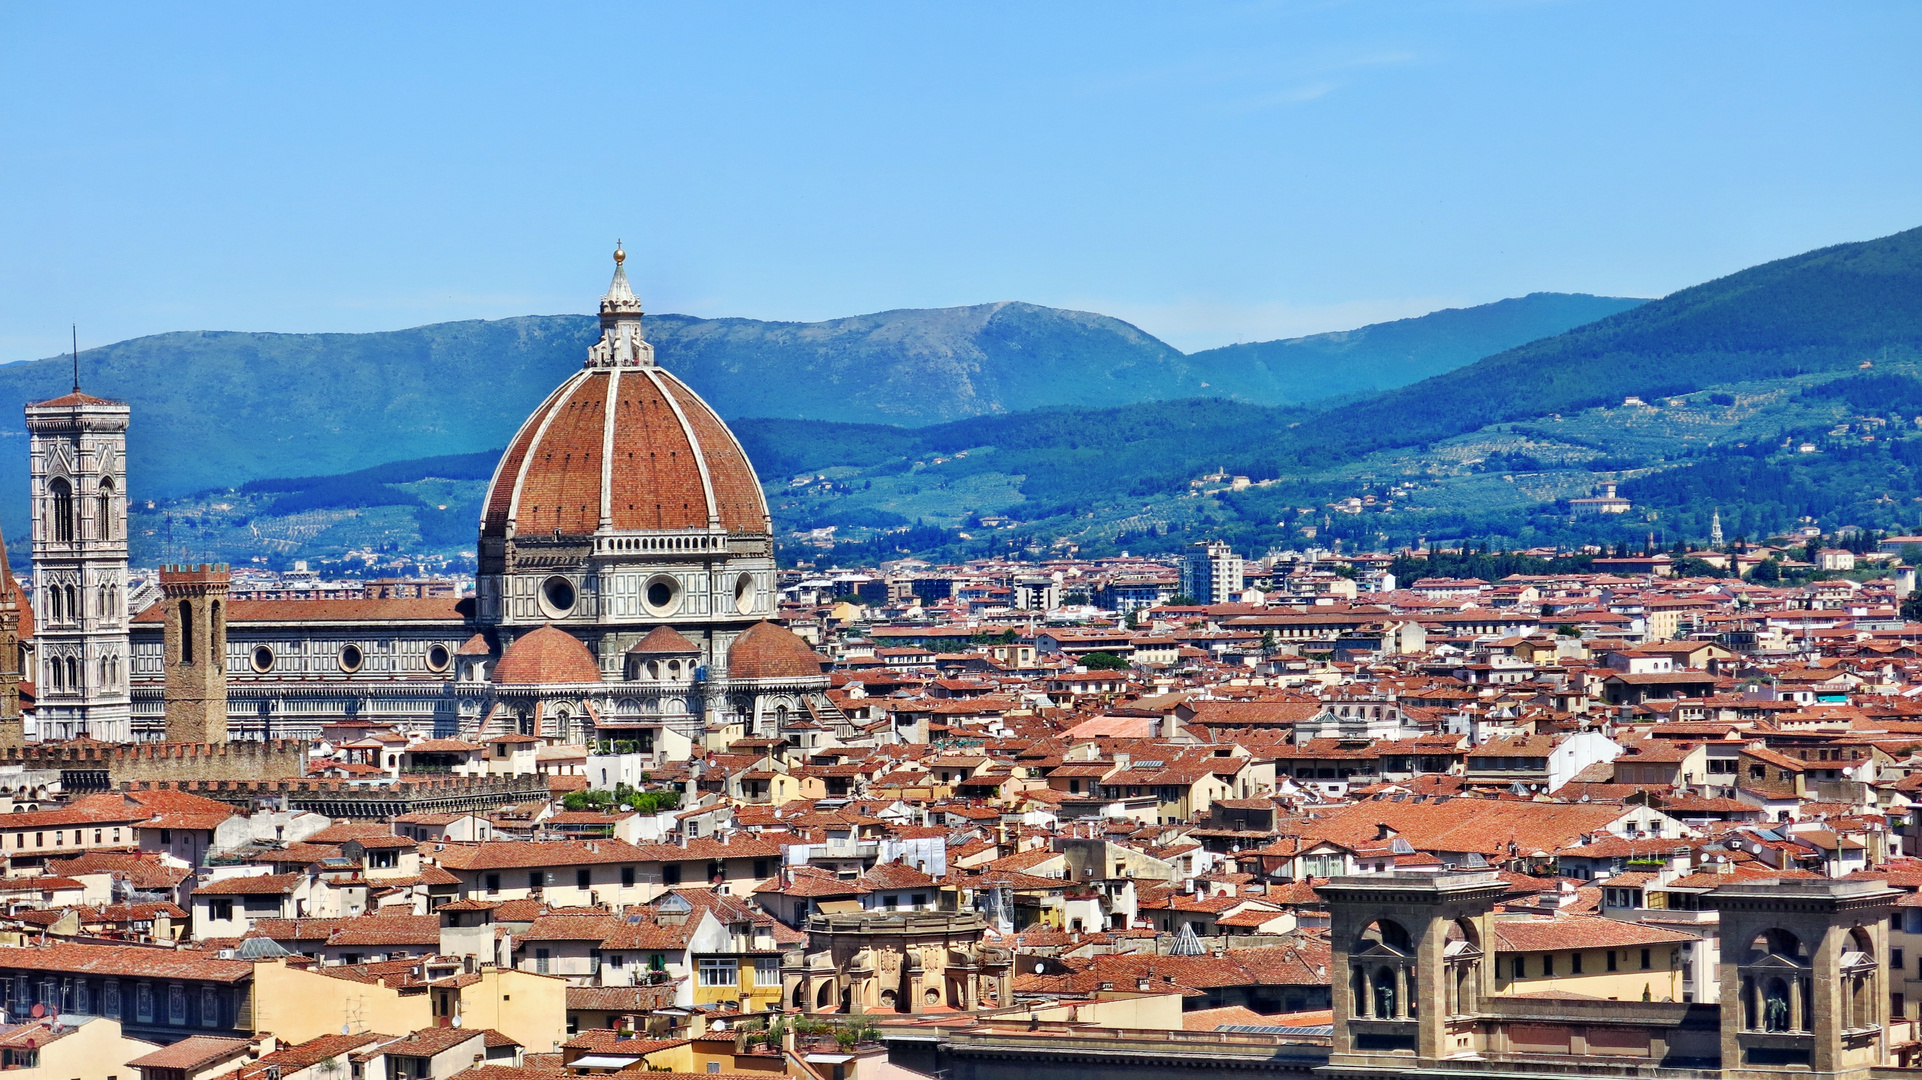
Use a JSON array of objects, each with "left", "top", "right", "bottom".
[{"left": 475, "top": 246, "right": 777, "bottom": 678}]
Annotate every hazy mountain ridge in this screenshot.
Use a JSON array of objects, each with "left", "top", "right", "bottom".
[
  {"left": 0, "top": 290, "right": 1628, "bottom": 540},
  {"left": 1184, "top": 292, "right": 1645, "bottom": 405}
]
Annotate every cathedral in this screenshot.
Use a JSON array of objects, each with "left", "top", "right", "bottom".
[{"left": 26, "top": 248, "right": 839, "bottom": 752}]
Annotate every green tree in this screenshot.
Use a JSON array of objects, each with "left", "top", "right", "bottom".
[
  {"left": 1081, "top": 651, "right": 1131, "bottom": 671},
  {"left": 1751, "top": 558, "right": 1782, "bottom": 583}
]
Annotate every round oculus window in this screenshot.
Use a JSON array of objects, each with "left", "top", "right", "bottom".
[
  {"left": 426, "top": 644, "right": 451, "bottom": 672},
  {"left": 540, "top": 575, "right": 577, "bottom": 617},
  {"left": 643, "top": 574, "right": 681, "bottom": 616},
  {"left": 251, "top": 646, "right": 275, "bottom": 673},
  {"left": 339, "top": 644, "right": 364, "bottom": 673},
  {"left": 734, "top": 572, "right": 755, "bottom": 615}
]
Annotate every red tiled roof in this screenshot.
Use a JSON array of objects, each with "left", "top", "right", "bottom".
[
  {"left": 493, "top": 625, "right": 604, "bottom": 685},
  {"left": 727, "top": 622, "right": 826, "bottom": 681},
  {"left": 481, "top": 365, "right": 769, "bottom": 538},
  {"left": 132, "top": 598, "right": 466, "bottom": 624}
]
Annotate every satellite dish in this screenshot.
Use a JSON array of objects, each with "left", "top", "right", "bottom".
[
  {"left": 29, "top": 1004, "right": 44, "bottom": 1018},
  {"left": 452, "top": 1016, "right": 464, "bottom": 1028},
  {"left": 1033, "top": 963, "right": 1044, "bottom": 974},
  {"left": 711, "top": 1020, "right": 727, "bottom": 1032}
]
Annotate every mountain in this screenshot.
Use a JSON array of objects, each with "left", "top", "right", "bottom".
[
  {"left": 0, "top": 291, "right": 1643, "bottom": 504},
  {"left": 1184, "top": 292, "right": 1645, "bottom": 405},
  {"left": 0, "top": 304, "right": 1202, "bottom": 510},
  {"left": 1284, "top": 225, "right": 1922, "bottom": 463}
]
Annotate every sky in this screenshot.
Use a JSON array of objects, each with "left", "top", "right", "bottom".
[{"left": 2, "top": 2, "right": 1920, "bottom": 358}]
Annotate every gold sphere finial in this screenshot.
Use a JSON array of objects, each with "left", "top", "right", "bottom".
[{"left": 614, "top": 240, "right": 625, "bottom": 266}]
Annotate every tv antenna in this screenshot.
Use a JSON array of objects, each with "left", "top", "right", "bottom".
[{"left": 71, "top": 325, "right": 80, "bottom": 393}]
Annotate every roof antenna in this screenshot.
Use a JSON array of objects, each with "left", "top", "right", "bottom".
[{"left": 71, "top": 325, "right": 80, "bottom": 393}]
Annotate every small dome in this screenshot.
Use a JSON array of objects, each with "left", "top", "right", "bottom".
[
  {"left": 728, "top": 621, "right": 826, "bottom": 681},
  {"left": 493, "top": 625, "right": 603, "bottom": 685},
  {"left": 629, "top": 626, "right": 700, "bottom": 655}
]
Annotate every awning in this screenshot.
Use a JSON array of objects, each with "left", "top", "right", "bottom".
[{"left": 568, "top": 1055, "right": 644, "bottom": 1069}]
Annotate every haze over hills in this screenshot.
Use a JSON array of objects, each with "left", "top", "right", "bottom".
[
  {"left": 1184, "top": 292, "right": 1644, "bottom": 405},
  {"left": 0, "top": 290, "right": 1629, "bottom": 522},
  {"left": 29, "top": 222, "right": 1922, "bottom": 569},
  {"left": 1281, "top": 225, "right": 1922, "bottom": 463}
]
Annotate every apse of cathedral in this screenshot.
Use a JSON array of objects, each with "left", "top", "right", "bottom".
[{"left": 17, "top": 249, "right": 840, "bottom": 755}]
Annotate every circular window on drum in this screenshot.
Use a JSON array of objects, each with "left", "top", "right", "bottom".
[
  {"left": 426, "top": 644, "right": 451, "bottom": 673},
  {"left": 643, "top": 574, "right": 682, "bottom": 617},
  {"left": 539, "top": 576, "right": 577, "bottom": 618},
  {"left": 250, "top": 646, "right": 275, "bottom": 673},
  {"left": 733, "top": 572, "right": 755, "bottom": 615},
  {"left": 339, "top": 644, "right": 364, "bottom": 673}
]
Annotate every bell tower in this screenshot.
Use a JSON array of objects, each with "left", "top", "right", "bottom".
[
  {"left": 1318, "top": 871, "right": 1506, "bottom": 1065},
  {"left": 1708, "top": 878, "right": 1899, "bottom": 1080},
  {"left": 161, "top": 563, "right": 230, "bottom": 743},
  {"left": 26, "top": 387, "right": 131, "bottom": 742}
]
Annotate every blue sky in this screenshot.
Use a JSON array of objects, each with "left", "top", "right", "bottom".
[{"left": 2, "top": 1, "right": 1919, "bottom": 357}]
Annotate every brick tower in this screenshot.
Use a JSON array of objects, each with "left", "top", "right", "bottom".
[
  {"left": 162, "top": 563, "right": 230, "bottom": 743},
  {"left": 0, "top": 523, "right": 26, "bottom": 749}
]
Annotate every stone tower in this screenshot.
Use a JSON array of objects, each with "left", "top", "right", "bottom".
[
  {"left": 161, "top": 563, "right": 230, "bottom": 743},
  {"left": 1318, "top": 870, "right": 1506, "bottom": 1065},
  {"left": 0, "top": 524, "right": 26, "bottom": 749},
  {"left": 1707, "top": 878, "right": 1899, "bottom": 1080},
  {"left": 26, "top": 389, "right": 131, "bottom": 742}
]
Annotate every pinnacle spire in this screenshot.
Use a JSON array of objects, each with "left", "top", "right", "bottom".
[{"left": 588, "top": 241, "right": 652, "bottom": 368}]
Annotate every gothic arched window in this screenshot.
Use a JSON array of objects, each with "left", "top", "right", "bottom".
[
  {"left": 180, "top": 601, "right": 195, "bottom": 665},
  {"left": 48, "top": 479, "right": 73, "bottom": 543},
  {"left": 96, "top": 478, "right": 114, "bottom": 541}
]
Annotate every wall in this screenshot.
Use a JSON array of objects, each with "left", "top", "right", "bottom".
[
  {"left": 14, "top": 1017, "right": 158, "bottom": 1080},
  {"left": 250, "top": 960, "right": 433, "bottom": 1044},
  {"left": 453, "top": 968, "right": 568, "bottom": 1055},
  {"left": 1496, "top": 945, "right": 1687, "bottom": 1003},
  {"left": 0, "top": 741, "right": 309, "bottom": 785},
  {"left": 1030, "top": 992, "right": 1186, "bottom": 1030}
]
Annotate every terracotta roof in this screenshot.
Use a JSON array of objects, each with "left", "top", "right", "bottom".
[
  {"left": 457, "top": 633, "right": 493, "bottom": 656},
  {"left": 30, "top": 391, "right": 120, "bottom": 408},
  {"left": 481, "top": 363, "right": 769, "bottom": 538},
  {"left": 727, "top": 622, "right": 826, "bottom": 681},
  {"left": 493, "top": 625, "right": 604, "bottom": 685},
  {"left": 195, "top": 873, "right": 304, "bottom": 896},
  {"left": 630, "top": 626, "right": 700, "bottom": 654},
  {"left": 132, "top": 598, "right": 466, "bottom": 625},
  {"left": 127, "top": 1036, "right": 252, "bottom": 1070},
  {"left": 377, "top": 1027, "right": 484, "bottom": 1057},
  {"left": 0, "top": 942, "right": 251, "bottom": 982}
]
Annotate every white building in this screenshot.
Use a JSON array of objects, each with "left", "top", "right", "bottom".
[{"left": 1181, "top": 540, "right": 1244, "bottom": 604}]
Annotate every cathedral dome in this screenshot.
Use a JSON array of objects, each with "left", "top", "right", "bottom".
[
  {"left": 727, "top": 621, "right": 827, "bottom": 681},
  {"left": 481, "top": 251, "right": 770, "bottom": 541},
  {"left": 493, "top": 624, "right": 604, "bottom": 684}
]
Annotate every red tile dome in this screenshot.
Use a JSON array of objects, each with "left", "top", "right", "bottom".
[
  {"left": 727, "top": 621, "right": 827, "bottom": 681},
  {"left": 492, "top": 624, "right": 604, "bottom": 685},
  {"left": 481, "top": 252, "right": 769, "bottom": 542}
]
